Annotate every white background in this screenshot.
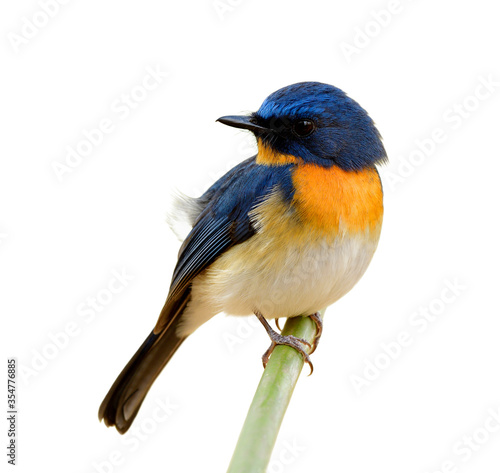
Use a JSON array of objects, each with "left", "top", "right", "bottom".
[{"left": 1, "top": 1, "right": 499, "bottom": 472}]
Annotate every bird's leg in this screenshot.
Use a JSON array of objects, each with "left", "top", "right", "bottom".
[
  {"left": 254, "top": 311, "right": 314, "bottom": 375},
  {"left": 274, "top": 318, "right": 282, "bottom": 331},
  {"left": 308, "top": 312, "right": 323, "bottom": 355}
]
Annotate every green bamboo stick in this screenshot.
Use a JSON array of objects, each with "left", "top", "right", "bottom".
[{"left": 227, "top": 310, "right": 325, "bottom": 473}]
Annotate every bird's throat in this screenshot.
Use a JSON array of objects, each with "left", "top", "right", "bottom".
[{"left": 256, "top": 139, "right": 302, "bottom": 166}]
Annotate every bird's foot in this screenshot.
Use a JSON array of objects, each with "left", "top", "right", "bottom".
[
  {"left": 308, "top": 312, "right": 323, "bottom": 355},
  {"left": 261, "top": 333, "right": 313, "bottom": 375},
  {"left": 255, "top": 311, "right": 318, "bottom": 375}
]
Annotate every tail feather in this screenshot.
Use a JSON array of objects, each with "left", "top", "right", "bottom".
[{"left": 98, "top": 294, "right": 189, "bottom": 434}]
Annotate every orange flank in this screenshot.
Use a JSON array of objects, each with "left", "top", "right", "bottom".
[
  {"left": 291, "top": 163, "right": 383, "bottom": 235},
  {"left": 256, "top": 140, "right": 302, "bottom": 166}
]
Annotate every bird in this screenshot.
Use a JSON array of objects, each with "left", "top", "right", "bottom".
[{"left": 98, "top": 81, "right": 387, "bottom": 434}]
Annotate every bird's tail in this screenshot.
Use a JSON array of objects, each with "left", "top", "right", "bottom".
[{"left": 98, "top": 297, "right": 189, "bottom": 434}]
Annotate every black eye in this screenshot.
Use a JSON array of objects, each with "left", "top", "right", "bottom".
[{"left": 292, "top": 119, "right": 315, "bottom": 137}]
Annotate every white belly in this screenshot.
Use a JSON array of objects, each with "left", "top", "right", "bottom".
[{"left": 176, "top": 230, "right": 380, "bottom": 337}]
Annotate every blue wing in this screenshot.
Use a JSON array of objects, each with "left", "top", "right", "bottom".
[{"left": 154, "top": 156, "right": 295, "bottom": 332}]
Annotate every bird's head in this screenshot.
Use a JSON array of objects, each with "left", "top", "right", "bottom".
[{"left": 217, "top": 81, "right": 387, "bottom": 171}]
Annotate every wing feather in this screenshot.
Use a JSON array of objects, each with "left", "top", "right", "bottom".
[{"left": 154, "top": 157, "right": 295, "bottom": 333}]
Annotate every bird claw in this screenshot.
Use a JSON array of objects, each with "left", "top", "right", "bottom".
[
  {"left": 255, "top": 311, "right": 320, "bottom": 376},
  {"left": 261, "top": 334, "right": 314, "bottom": 375},
  {"left": 308, "top": 312, "right": 323, "bottom": 355}
]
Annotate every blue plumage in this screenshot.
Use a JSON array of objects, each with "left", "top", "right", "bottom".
[
  {"left": 165, "top": 157, "right": 295, "bottom": 306},
  {"left": 254, "top": 81, "right": 387, "bottom": 170},
  {"left": 99, "top": 81, "right": 387, "bottom": 435}
]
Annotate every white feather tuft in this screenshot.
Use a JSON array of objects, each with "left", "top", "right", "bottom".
[{"left": 165, "top": 189, "right": 203, "bottom": 241}]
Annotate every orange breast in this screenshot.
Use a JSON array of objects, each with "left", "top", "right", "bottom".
[
  {"left": 291, "top": 163, "right": 383, "bottom": 235},
  {"left": 256, "top": 140, "right": 302, "bottom": 165}
]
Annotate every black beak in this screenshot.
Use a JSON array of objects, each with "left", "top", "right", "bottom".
[{"left": 216, "top": 115, "right": 270, "bottom": 134}]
